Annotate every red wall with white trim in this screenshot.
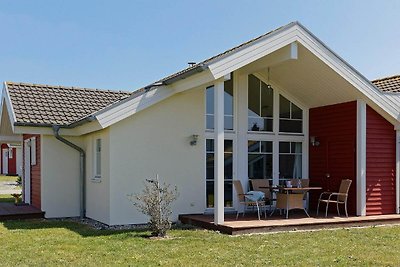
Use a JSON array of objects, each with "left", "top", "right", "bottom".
[
  {"left": 23, "top": 134, "right": 41, "bottom": 209},
  {"left": 309, "top": 101, "right": 357, "bottom": 215},
  {"left": 1, "top": 143, "right": 17, "bottom": 175}
]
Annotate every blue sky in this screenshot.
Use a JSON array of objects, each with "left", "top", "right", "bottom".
[{"left": 0, "top": 0, "right": 399, "bottom": 91}]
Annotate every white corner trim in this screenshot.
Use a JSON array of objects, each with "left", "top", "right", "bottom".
[
  {"left": 396, "top": 130, "right": 400, "bottom": 214},
  {"left": 356, "top": 99, "right": 366, "bottom": 216}
]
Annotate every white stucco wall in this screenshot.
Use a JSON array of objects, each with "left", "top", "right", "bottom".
[
  {"left": 85, "top": 129, "right": 111, "bottom": 224},
  {"left": 108, "top": 87, "right": 205, "bottom": 225},
  {"left": 41, "top": 135, "right": 83, "bottom": 218}
]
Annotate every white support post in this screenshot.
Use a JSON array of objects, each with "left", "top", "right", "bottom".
[
  {"left": 214, "top": 80, "right": 225, "bottom": 225},
  {"left": 272, "top": 88, "right": 280, "bottom": 186},
  {"left": 356, "top": 100, "right": 367, "bottom": 216},
  {"left": 236, "top": 73, "right": 248, "bottom": 208},
  {"left": 396, "top": 130, "right": 400, "bottom": 214}
]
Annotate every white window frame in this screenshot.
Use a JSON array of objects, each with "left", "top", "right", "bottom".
[
  {"left": 204, "top": 72, "right": 309, "bottom": 212},
  {"left": 279, "top": 94, "right": 303, "bottom": 134},
  {"left": 247, "top": 74, "right": 274, "bottom": 133},
  {"left": 93, "top": 138, "right": 102, "bottom": 180},
  {"left": 205, "top": 75, "right": 236, "bottom": 132}
]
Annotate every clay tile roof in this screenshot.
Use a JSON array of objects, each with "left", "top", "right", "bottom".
[
  {"left": 6, "top": 82, "right": 132, "bottom": 126},
  {"left": 372, "top": 75, "right": 400, "bottom": 93}
]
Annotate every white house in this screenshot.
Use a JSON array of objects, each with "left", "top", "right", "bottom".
[{"left": 1, "top": 22, "right": 400, "bottom": 225}]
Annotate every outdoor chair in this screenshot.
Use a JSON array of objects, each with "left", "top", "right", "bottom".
[
  {"left": 250, "top": 179, "right": 275, "bottom": 211},
  {"left": 290, "top": 178, "right": 310, "bottom": 206},
  {"left": 317, "top": 179, "right": 352, "bottom": 217},
  {"left": 233, "top": 180, "right": 266, "bottom": 220}
]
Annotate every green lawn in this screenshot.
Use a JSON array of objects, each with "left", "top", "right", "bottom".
[
  {"left": 0, "top": 175, "right": 18, "bottom": 182},
  {"left": 0, "top": 194, "right": 14, "bottom": 202},
  {"left": 0, "top": 175, "right": 20, "bottom": 202},
  {"left": 0, "top": 220, "right": 399, "bottom": 266}
]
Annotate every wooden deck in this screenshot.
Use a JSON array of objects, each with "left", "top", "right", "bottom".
[
  {"left": 0, "top": 203, "right": 44, "bottom": 220},
  {"left": 179, "top": 211, "right": 400, "bottom": 235}
]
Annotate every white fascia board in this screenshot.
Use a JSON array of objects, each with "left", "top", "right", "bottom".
[
  {"left": 170, "top": 69, "right": 215, "bottom": 93},
  {"left": 95, "top": 86, "right": 175, "bottom": 128},
  {"left": 1, "top": 83, "right": 17, "bottom": 132},
  {"left": 293, "top": 24, "right": 400, "bottom": 122},
  {"left": 208, "top": 27, "right": 299, "bottom": 79}
]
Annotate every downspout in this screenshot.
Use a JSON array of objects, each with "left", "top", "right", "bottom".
[{"left": 52, "top": 125, "right": 86, "bottom": 219}]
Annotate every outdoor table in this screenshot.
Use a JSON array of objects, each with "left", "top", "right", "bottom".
[{"left": 261, "top": 186, "right": 322, "bottom": 219}]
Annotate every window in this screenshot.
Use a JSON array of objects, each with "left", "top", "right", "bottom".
[
  {"left": 205, "top": 74, "right": 234, "bottom": 130},
  {"left": 248, "top": 141, "right": 272, "bottom": 180},
  {"left": 94, "top": 139, "right": 101, "bottom": 178},
  {"left": 206, "top": 139, "right": 233, "bottom": 208},
  {"left": 248, "top": 74, "right": 273, "bottom": 132},
  {"left": 279, "top": 142, "right": 302, "bottom": 181},
  {"left": 279, "top": 95, "right": 303, "bottom": 133},
  {"left": 8, "top": 148, "right": 13, "bottom": 159}
]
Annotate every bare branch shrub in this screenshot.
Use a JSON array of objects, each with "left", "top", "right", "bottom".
[{"left": 128, "top": 175, "right": 179, "bottom": 237}]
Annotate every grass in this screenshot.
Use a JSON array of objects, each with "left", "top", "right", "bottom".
[
  {"left": 0, "top": 220, "right": 399, "bottom": 266},
  {"left": 0, "top": 194, "right": 14, "bottom": 202},
  {"left": 0, "top": 175, "right": 18, "bottom": 182},
  {"left": 0, "top": 175, "right": 20, "bottom": 203}
]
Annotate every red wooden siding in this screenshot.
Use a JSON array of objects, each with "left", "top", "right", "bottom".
[
  {"left": 309, "top": 101, "right": 357, "bottom": 215},
  {"left": 0, "top": 143, "right": 17, "bottom": 175},
  {"left": 23, "top": 134, "right": 41, "bottom": 209},
  {"left": 8, "top": 148, "right": 17, "bottom": 175},
  {"left": 366, "top": 106, "right": 396, "bottom": 215}
]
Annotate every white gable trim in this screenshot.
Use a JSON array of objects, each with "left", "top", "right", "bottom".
[
  {"left": 208, "top": 28, "right": 299, "bottom": 79},
  {"left": 79, "top": 22, "right": 400, "bottom": 132},
  {"left": 294, "top": 25, "right": 400, "bottom": 123},
  {"left": 207, "top": 22, "right": 400, "bottom": 124},
  {"left": 0, "top": 83, "right": 17, "bottom": 132}
]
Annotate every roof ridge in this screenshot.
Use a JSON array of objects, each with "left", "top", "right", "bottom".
[
  {"left": 371, "top": 74, "right": 400, "bottom": 83},
  {"left": 5, "top": 81, "right": 132, "bottom": 95}
]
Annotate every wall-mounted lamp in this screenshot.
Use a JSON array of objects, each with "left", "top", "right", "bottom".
[
  {"left": 190, "top": 135, "right": 199, "bottom": 146},
  {"left": 310, "top": 136, "right": 320, "bottom": 147}
]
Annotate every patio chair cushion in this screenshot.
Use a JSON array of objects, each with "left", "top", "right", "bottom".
[{"left": 245, "top": 191, "right": 265, "bottom": 202}]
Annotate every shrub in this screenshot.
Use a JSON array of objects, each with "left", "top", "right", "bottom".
[{"left": 129, "top": 175, "right": 179, "bottom": 237}]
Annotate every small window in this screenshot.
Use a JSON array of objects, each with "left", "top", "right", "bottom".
[
  {"left": 94, "top": 139, "right": 101, "bottom": 178},
  {"left": 279, "top": 95, "right": 303, "bottom": 133},
  {"left": 8, "top": 148, "right": 13, "bottom": 159}
]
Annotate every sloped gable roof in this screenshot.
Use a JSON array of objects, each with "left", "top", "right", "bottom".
[
  {"left": 372, "top": 75, "right": 400, "bottom": 93},
  {"left": 5, "top": 82, "right": 131, "bottom": 126}
]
